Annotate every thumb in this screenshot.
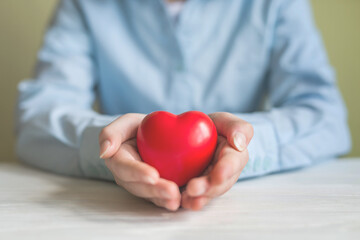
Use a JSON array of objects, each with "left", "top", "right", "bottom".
[
  {"left": 99, "top": 113, "right": 145, "bottom": 159},
  {"left": 209, "top": 112, "right": 254, "bottom": 152}
]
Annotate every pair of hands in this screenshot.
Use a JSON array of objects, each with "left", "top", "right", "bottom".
[{"left": 99, "top": 112, "right": 253, "bottom": 211}]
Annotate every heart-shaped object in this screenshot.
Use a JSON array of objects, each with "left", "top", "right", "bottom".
[{"left": 137, "top": 111, "right": 218, "bottom": 187}]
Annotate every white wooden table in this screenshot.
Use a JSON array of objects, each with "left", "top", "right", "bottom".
[{"left": 1, "top": 159, "right": 360, "bottom": 240}]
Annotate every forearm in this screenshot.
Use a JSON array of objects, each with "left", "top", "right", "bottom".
[
  {"left": 234, "top": 103, "right": 351, "bottom": 180},
  {"left": 16, "top": 102, "right": 117, "bottom": 180}
]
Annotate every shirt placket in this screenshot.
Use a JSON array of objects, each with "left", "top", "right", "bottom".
[{"left": 156, "top": 0, "right": 201, "bottom": 113}]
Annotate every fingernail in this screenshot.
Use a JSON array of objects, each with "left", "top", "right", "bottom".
[
  {"left": 99, "top": 140, "right": 111, "bottom": 159},
  {"left": 233, "top": 132, "right": 247, "bottom": 151},
  {"left": 144, "top": 176, "right": 157, "bottom": 185}
]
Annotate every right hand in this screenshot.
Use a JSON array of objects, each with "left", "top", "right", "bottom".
[{"left": 99, "top": 113, "right": 181, "bottom": 211}]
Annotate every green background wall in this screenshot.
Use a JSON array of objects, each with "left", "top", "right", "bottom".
[{"left": 0, "top": 0, "right": 359, "bottom": 162}]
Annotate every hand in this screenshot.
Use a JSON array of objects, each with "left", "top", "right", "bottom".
[
  {"left": 181, "top": 112, "right": 253, "bottom": 210},
  {"left": 99, "top": 113, "right": 181, "bottom": 211}
]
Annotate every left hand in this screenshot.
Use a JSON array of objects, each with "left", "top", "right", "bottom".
[{"left": 181, "top": 112, "right": 254, "bottom": 210}]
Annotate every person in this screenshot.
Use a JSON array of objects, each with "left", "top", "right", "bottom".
[{"left": 16, "top": 0, "right": 351, "bottom": 211}]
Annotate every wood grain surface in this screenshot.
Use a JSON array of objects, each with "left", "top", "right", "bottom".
[{"left": 1, "top": 159, "right": 359, "bottom": 239}]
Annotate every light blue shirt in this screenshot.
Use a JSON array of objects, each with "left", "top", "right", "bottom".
[{"left": 16, "top": 0, "right": 351, "bottom": 181}]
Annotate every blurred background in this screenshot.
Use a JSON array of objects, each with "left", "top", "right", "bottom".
[{"left": 0, "top": 0, "right": 359, "bottom": 162}]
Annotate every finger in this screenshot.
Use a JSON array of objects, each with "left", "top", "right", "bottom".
[
  {"left": 185, "top": 136, "right": 226, "bottom": 197},
  {"left": 209, "top": 145, "right": 248, "bottom": 186},
  {"left": 185, "top": 160, "right": 242, "bottom": 199},
  {"left": 99, "top": 113, "right": 145, "bottom": 159},
  {"left": 148, "top": 198, "right": 181, "bottom": 211},
  {"left": 191, "top": 152, "right": 247, "bottom": 200},
  {"left": 208, "top": 112, "right": 254, "bottom": 152},
  {"left": 185, "top": 149, "right": 245, "bottom": 198},
  {"left": 181, "top": 191, "right": 193, "bottom": 209},
  {"left": 205, "top": 173, "right": 241, "bottom": 199},
  {"left": 181, "top": 192, "right": 210, "bottom": 211},
  {"left": 204, "top": 148, "right": 247, "bottom": 198},
  {"left": 186, "top": 137, "right": 247, "bottom": 197},
  {"left": 106, "top": 155, "right": 159, "bottom": 184},
  {"left": 115, "top": 138, "right": 142, "bottom": 162},
  {"left": 120, "top": 178, "right": 181, "bottom": 200},
  {"left": 120, "top": 182, "right": 161, "bottom": 198},
  {"left": 186, "top": 176, "right": 210, "bottom": 197},
  {"left": 182, "top": 175, "right": 238, "bottom": 210}
]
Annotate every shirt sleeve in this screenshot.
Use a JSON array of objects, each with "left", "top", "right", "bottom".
[
  {"left": 15, "top": 0, "right": 115, "bottom": 180},
  {"left": 236, "top": 0, "right": 351, "bottom": 179}
]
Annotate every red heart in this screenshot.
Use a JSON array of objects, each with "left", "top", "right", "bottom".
[{"left": 137, "top": 111, "right": 218, "bottom": 187}]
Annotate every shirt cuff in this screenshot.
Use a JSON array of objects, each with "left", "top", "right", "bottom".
[
  {"left": 79, "top": 115, "right": 118, "bottom": 181},
  {"left": 235, "top": 113, "right": 280, "bottom": 180}
]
